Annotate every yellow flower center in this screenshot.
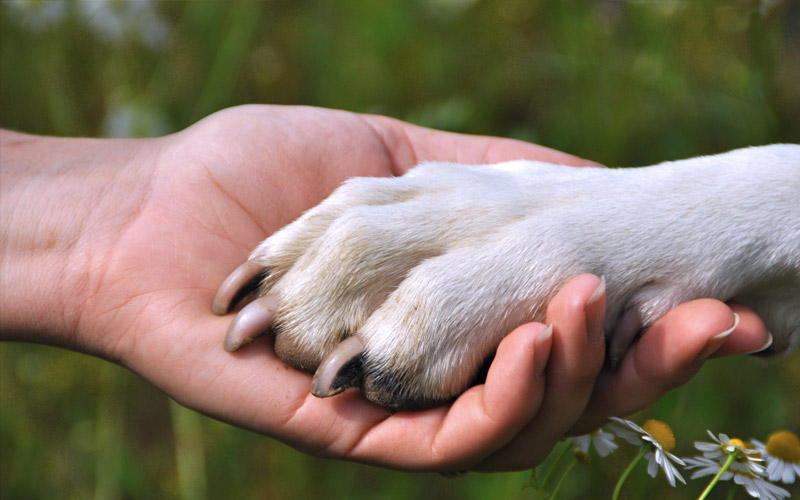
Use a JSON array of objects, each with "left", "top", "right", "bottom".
[
  {"left": 727, "top": 438, "right": 760, "bottom": 461},
  {"left": 766, "top": 430, "right": 800, "bottom": 463},
  {"left": 642, "top": 419, "right": 676, "bottom": 453},
  {"left": 729, "top": 438, "right": 748, "bottom": 449}
]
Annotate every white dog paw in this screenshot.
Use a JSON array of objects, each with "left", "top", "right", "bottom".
[{"left": 214, "top": 145, "right": 800, "bottom": 411}]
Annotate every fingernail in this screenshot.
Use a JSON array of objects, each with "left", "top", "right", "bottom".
[
  {"left": 534, "top": 324, "right": 553, "bottom": 378},
  {"left": 747, "top": 331, "right": 773, "bottom": 354},
  {"left": 695, "top": 313, "right": 740, "bottom": 362},
  {"left": 584, "top": 276, "right": 606, "bottom": 346}
]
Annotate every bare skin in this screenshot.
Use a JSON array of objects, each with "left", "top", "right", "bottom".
[{"left": 0, "top": 105, "right": 770, "bottom": 472}]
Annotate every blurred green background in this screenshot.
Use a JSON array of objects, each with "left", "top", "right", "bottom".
[{"left": 1, "top": 0, "right": 799, "bottom": 499}]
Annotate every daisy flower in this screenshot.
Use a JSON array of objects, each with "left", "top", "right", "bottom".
[
  {"left": 693, "top": 430, "right": 765, "bottom": 475},
  {"left": 684, "top": 456, "right": 791, "bottom": 500},
  {"left": 753, "top": 430, "right": 800, "bottom": 485},
  {"left": 608, "top": 417, "right": 686, "bottom": 487},
  {"left": 573, "top": 427, "right": 618, "bottom": 459},
  {"left": 685, "top": 431, "right": 791, "bottom": 500}
]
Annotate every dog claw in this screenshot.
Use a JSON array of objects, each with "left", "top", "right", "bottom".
[
  {"left": 223, "top": 294, "right": 279, "bottom": 351},
  {"left": 608, "top": 307, "right": 643, "bottom": 370},
  {"left": 311, "top": 335, "right": 365, "bottom": 398},
  {"left": 212, "top": 261, "right": 268, "bottom": 315}
]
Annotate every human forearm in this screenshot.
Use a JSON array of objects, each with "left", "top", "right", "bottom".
[{"left": 0, "top": 130, "right": 160, "bottom": 356}]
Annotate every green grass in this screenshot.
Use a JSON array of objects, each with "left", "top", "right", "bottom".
[{"left": 2, "top": 1, "right": 799, "bottom": 498}]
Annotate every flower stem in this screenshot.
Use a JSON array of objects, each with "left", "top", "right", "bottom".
[
  {"left": 725, "top": 482, "right": 737, "bottom": 500},
  {"left": 612, "top": 447, "right": 647, "bottom": 500},
  {"left": 542, "top": 440, "right": 573, "bottom": 491},
  {"left": 697, "top": 453, "right": 736, "bottom": 500},
  {"left": 549, "top": 458, "right": 577, "bottom": 500}
]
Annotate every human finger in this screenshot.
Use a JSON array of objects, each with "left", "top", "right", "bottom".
[
  {"left": 570, "top": 298, "right": 770, "bottom": 434},
  {"left": 362, "top": 114, "right": 602, "bottom": 175},
  {"left": 475, "top": 274, "right": 607, "bottom": 471}
]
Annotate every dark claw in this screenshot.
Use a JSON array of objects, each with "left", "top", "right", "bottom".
[
  {"left": 223, "top": 294, "right": 279, "bottom": 351},
  {"left": 212, "top": 261, "right": 269, "bottom": 315},
  {"left": 311, "top": 336, "right": 366, "bottom": 397}
]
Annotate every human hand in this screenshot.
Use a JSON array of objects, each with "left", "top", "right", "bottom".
[{"left": 0, "top": 105, "right": 772, "bottom": 472}]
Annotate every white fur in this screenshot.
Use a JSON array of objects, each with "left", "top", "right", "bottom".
[{"left": 248, "top": 145, "right": 800, "bottom": 405}]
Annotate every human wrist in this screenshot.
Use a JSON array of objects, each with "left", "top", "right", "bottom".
[{"left": 0, "top": 129, "right": 160, "bottom": 356}]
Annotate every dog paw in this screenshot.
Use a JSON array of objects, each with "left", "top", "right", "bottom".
[
  {"left": 213, "top": 146, "right": 800, "bottom": 411},
  {"left": 213, "top": 163, "right": 589, "bottom": 410}
]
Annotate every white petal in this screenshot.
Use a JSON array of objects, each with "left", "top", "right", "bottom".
[
  {"left": 733, "top": 475, "right": 759, "bottom": 498},
  {"left": 573, "top": 435, "right": 591, "bottom": 454},
  {"left": 645, "top": 452, "right": 658, "bottom": 478},
  {"left": 685, "top": 456, "right": 733, "bottom": 480},
  {"left": 695, "top": 442, "right": 719, "bottom": 451},
  {"left": 665, "top": 450, "right": 686, "bottom": 466},
  {"left": 607, "top": 418, "right": 644, "bottom": 445},
  {"left": 757, "top": 479, "right": 791, "bottom": 500},
  {"left": 663, "top": 460, "right": 686, "bottom": 486},
  {"left": 593, "top": 433, "right": 618, "bottom": 458},
  {"left": 790, "top": 462, "right": 800, "bottom": 483}
]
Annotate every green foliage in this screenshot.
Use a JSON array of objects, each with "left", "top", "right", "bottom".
[{"left": 2, "top": 1, "right": 799, "bottom": 498}]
